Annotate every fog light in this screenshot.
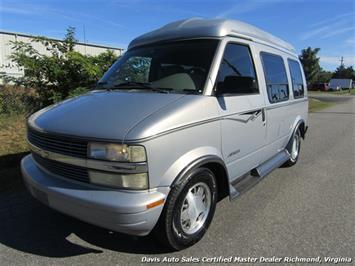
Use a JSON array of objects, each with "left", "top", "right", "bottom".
[{"left": 89, "top": 171, "right": 148, "bottom": 190}]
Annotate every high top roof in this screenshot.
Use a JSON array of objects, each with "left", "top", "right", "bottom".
[{"left": 128, "top": 18, "right": 295, "bottom": 53}]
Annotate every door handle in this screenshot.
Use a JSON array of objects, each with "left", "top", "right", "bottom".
[
  {"left": 241, "top": 110, "right": 260, "bottom": 116},
  {"left": 262, "top": 108, "right": 266, "bottom": 126},
  {"left": 241, "top": 110, "right": 261, "bottom": 118}
]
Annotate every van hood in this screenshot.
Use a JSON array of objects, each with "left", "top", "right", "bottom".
[
  {"left": 30, "top": 91, "right": 185, "bottom": 140},
  {"left": 124, "top": 95, "right": 220, "bottom": 140}
]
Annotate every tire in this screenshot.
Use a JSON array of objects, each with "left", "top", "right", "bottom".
[
  {"left": 154, "top": 167, "right": 218, "bottom": 250},
  {"left": 283, "top": 127, "right": 301, "bottom": 167}
]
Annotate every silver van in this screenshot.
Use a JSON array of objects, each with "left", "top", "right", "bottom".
[{"left": 21, "top": 18, "right": 308, "bottom": 250}]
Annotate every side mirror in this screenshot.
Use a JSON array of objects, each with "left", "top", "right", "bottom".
[{"left": 216, "top": 76, "right": 258, "bottom": 96}]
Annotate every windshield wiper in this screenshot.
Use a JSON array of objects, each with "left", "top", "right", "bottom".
[
  {"left": 112, "top": 82, "right": 173, "bottom": 93},
  {"left": 95, "top": 81, "right": 108, "bottom": 89},
  {"left": 114, "top": 81, "right": 152, "bottom": 89}
]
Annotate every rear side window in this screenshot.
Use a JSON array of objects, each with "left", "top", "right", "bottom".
[
  {"left": 215, "top": 43, "right": 258, "bottom": 95},
  {"left": 261, "top": 52, "right": 289, "bottom": 103},
  {"left": 288, "top": 59, "right": 304, "bottom": 98}
]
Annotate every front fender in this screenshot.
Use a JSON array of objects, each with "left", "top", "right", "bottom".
[
  {"left": 157, "top": 146, "right": 224, "bottom": 187},
  {"left": 171, "top": 154, "right": 228, "bottom": 188}
]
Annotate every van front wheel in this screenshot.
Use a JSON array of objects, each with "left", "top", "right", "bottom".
[{"left": 154, "top": 167, "right": 217, "bottom": 250}]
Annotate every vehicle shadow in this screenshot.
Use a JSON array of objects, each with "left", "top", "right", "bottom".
[{"left": 0, "top": 152, "right": 171, "bottom": 258}]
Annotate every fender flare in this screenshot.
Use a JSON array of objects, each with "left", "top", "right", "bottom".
[
  {"left": 286, "top": 119, "right": 305, "bottom": 152},
  {"left": 171, "top": 155, "right": 228, "bottom": 188}
]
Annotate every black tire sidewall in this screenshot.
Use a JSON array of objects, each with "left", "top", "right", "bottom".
[{"left": 166, "top": 167, "right": 217, "bottom": 249}]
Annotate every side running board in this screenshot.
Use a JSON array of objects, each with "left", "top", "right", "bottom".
[
  {"left": 229, "top": 150, "right": 290, "bottom": 200},
  {"left": 252, "top": 150, "right": 290, "bottom": 178}
]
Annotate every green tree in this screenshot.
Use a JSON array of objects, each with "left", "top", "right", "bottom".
[
  {"left": 318, "top": 69, "right": 333, "bottom": 83},
  {"left": 332, "top": 65, "right": 355, "bottom": 79},
  {"left": 299, "top": 47, "right": 321, "bottom": 84},
  {"left": 7, "top": 27, "right": 118, "bottom": 107},
  {"left": 64, "top": 26, "right": 77, "bottom": 52}
]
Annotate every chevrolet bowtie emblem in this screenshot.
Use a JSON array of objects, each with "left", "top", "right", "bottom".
[{"left": 39, "top": 149, "right": 50, "bottom": 158}]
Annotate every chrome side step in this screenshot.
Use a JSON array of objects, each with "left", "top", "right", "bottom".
[
  {"left": 229, "top": 150, "right": 290, "bottom": 200},
  {"left": 229, "top": 174, "right": 260, "bottom": 200},
  {"left": 252, "top": 150, "right": 290, "bottom": 178}
]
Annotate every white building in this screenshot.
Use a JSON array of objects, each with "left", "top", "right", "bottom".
[
  {"left": 328, "top": 78, "right": 353, "bottom": 90},
  {"left": 0, "top": 31, "right": 124, "bottom": 82}
]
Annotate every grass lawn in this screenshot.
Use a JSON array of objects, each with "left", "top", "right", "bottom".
[
  {"left": 0, "top": 114, "right": 28, "bottom": 156},
  {"left": 309, "top": 88, "right": 355, "bottom": 96},
  {"left": 308, "top": 98, "right": 335, "bottom": 112},
  {"left": 0, "top": 114, "right": 29, "bottom": 193}
]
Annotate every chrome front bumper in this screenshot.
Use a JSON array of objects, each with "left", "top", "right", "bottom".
[{"left": 21, "top": 154, "right": 169, "bottom": 236}]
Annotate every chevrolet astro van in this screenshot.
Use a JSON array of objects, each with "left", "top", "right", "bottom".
[{"left": 21, "top": 18, "right": 308, "bottom": 250}]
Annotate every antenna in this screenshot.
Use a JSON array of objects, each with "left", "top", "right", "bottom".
[{"left": 340, "top": 56, "right": 344, "bottom": 67}]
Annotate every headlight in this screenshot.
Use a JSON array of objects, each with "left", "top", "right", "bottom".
[
  {"left": 88, "top": 143, "right": 146, "bottom": 162},
  {"left": 89, "top": 171, "right": 148, "bottom": 190}
]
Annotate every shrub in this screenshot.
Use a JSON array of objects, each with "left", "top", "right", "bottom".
[
  {"left": 6, "top": 27, "right": 118, "bottom": 107},
  {"left": 0, "top": 85, "right": 40, "bottom": 115}
]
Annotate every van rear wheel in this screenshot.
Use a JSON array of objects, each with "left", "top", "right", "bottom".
[
  {"left": 283, "top": 128, "right": 301, "bottom": 167},
  {"left": 154, "top": 167, "right": 217, "bottom": 250}
]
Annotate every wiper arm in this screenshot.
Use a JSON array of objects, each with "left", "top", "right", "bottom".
[
  {"left": 112, "top": 82, "right": 173, "bottom": 93},
  {"left": 95, "top": 81, "right": 108, "bottom": 89},
  {"left": 114, "top": 81, "right": 152, "bottom": 89}
]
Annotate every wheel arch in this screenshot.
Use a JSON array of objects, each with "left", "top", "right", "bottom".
[
  {"left": 291, "top": 116, "right": 306, "bottom": 137},
  {"left": 171, "top": 155, "right": 229, "bottom": 201},
  {"left": 299, "top": 121, "right": 306, "bottom": 139},
  {"left": 286, "top": 118, "right": 305, "bottom": 152}
]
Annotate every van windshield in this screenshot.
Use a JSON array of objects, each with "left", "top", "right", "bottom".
[{"left": 97, "top": 39, "right": 219, "bottom": 94}]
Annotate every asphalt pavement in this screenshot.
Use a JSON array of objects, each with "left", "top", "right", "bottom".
[{"left": 0, "top": 96, "right": 354, "bottom": 265}]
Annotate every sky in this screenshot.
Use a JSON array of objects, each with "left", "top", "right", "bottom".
[{"left": 0, "top": 0, "right": 354, "bottom": 71}]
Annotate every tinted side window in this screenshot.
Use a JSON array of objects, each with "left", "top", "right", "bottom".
[
  {"left": 216, "top": 43, "right": 258, "bottom": 95},
  {"left": 261, "top": 52, "right": 289, "bottom": 103},
  {"left": 288, "top": 59, "right": 304, "bottom": 98}
]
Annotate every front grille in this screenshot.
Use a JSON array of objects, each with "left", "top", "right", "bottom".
[
  {"left": 33, "top": 153, "right": 89, "bottom": 183},
  {"left": 28, "top": 127, "right": 88, "bottom": 158}
]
